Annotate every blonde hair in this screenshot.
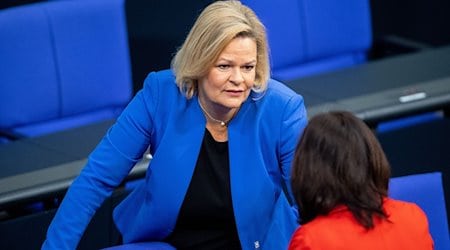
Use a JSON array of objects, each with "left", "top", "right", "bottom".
[{"left": 171, "top": 0, "right": 270, "bottom": 98}]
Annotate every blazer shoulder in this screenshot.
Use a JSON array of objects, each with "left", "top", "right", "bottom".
[
  {"left": 143, "top": 69, "right": 176, "bottom": 86},
  {"left": 385, "top": 198, "right": 429, "bottom": 222},
  {"left": 140, "top": 69, "right": 179, "bottom": 97}
]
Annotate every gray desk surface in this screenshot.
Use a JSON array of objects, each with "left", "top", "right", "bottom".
[
  {"left": 286, "top": 45, "right": 450, "bottom": 123},
  {"left": 0, "top": 120, "right": 148, "bottom": 209},
  {"left": 0, "top": 120, "right": 114, "bottom": 178}
]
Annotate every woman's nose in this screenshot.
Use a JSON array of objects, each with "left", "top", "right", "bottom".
[{"left": 230, "top": 68, "right": 244, "bottom": 85}]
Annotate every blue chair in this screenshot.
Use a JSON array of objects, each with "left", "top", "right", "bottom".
[
  {"left": 389, "top": 172, "right": 450, "bottom": 250},
  {"left": 0, "top": 0, "right": 132, "bottom": 142},
  {"left": 376, "top": 111, "right": 443, "bottom": 133},
  {"left": 241, "top": 0, "right": 372, "bottom": 81}
]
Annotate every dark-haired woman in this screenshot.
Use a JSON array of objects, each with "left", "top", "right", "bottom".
[{"left": 289, "top": 111, "right": 433, "bottom": 250}]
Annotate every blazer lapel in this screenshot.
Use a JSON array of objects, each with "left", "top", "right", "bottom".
[{"left": 228, "top": 100, "right": 276, "bottom": 248}]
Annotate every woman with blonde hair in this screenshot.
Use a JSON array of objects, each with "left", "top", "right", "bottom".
[{"left": 43, "top": 1, "right": 308, "bottom": 249}]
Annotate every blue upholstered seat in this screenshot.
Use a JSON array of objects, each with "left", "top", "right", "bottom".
[
  {"left": 389, "top": 172, "right": 450, "bottom": 250},
  {"left": 0, "top": 0, "right": 132, "bottom": 142},
  {"left": 241, "top": 0, "right": 372, "bottom": 81}
]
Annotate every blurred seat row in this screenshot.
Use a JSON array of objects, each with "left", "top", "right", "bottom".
[
  {"left": 243, "top": 0, "right": 444, "bottom": 135},
  {"left": 1, "top": 0, "right": 430, "bottom": 143},
  {"left": 0, "top": 0, "right": 132, "bottom": 143},
  {"left": 242, "top": 0, "right": 424, "bottom": 82}
]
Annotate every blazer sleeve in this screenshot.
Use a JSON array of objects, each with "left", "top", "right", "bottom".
[
  {"left": 41, "top": 72, "right": 161, "bottom": 249},
  {"left": 279, "top": 94, "right": 308, "bottom": 206}
]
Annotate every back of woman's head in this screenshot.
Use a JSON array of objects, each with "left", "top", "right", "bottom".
[
  {"left": 291, "top": 111, "right": 391, "bottom": 229},
  {"left": 172, "top": 0, "right": 270, "bottom": 98}
]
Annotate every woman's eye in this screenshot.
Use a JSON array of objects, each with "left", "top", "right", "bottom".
[
  {"left": 217, "top": 64, "right": 230, "bottom": 70},
  {"left": 243, "top": 65, "right": 255, "bottom": 71}
]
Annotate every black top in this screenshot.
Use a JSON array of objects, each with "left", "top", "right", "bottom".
[{"left": 165, "top": 129, "right": 241, "bottom": 250}]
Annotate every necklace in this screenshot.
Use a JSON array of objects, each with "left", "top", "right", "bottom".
[{"left": 198, "top": 99, "right": 228, "bottom": 126}]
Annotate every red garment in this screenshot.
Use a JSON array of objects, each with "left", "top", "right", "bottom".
[{"left": 289, "top": 198, "right": 433, "bottom": 250}]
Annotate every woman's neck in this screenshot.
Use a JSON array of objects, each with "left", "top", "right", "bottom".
[{"left": 198, "top": 98, "right": 237, "bottom": 127}]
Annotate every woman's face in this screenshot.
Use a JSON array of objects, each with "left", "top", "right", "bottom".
[{"left": 198, "top": 36, "right": 257, "bottom": 112}]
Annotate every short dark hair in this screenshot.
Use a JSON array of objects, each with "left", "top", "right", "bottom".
[{"left": 291, "top": 111, "right": 391, "bottom": 229}]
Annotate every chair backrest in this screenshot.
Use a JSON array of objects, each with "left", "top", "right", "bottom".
[
  {"left": 241, "top": 0, "right": 372, "bottom": 81},
  {"left": 389, "top": 172, "right": 450, "bottom": 250},
  {"left": 0, "top": 0, "right": 132, "bottom": 140}
]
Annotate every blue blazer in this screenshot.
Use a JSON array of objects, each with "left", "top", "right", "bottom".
[{"left": 43, "top": 69, "right": 308, "bottom": 250}]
